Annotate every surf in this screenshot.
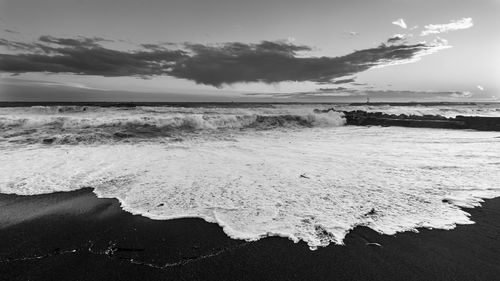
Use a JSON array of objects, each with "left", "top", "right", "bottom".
[{"left": 1, "top": 125, "right": 499, "bottom": 249}]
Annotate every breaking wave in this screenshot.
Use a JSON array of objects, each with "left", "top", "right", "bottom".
[
  {"left": 0, "top": 106, "right": 345, "bottom": 144},
  {"left": 0, "top": 112, "right": 345, "bottom": 130}
]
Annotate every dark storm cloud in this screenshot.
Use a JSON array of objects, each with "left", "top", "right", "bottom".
[
  {"left": 0, "top": 37, "right": 188, "bottom": 77},
  {"left": 170, "top": 41, "right": 437, "bottom": 86},
  {"left": 0, "top": 36, "right": 444, "bottom": 86}
]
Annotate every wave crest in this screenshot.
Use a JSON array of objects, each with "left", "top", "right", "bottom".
[{"left": 0, "top": 107, "right": 345, "bottom": 144}]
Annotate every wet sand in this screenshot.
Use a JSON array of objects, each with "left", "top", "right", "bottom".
[{"left": 1, "top": 188, "right": 499, "bottom": 281}]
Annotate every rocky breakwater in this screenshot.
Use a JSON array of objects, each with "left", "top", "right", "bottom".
[{"left": 339, "top": 110, "right": 500, "bottom": 131}]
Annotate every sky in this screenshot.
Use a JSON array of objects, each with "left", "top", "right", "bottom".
[{"left": 0, "top": 0, "right": 499, "bottom": 102}]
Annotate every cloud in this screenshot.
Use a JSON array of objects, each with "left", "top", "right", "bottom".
[
  {"left": 4, "top": 29, "right": 20, "bottom": 34},
  {"left": 372, "top": 38, "right": 451, "bottom": 69},
  {"left": 387, "top": 34, "right": 407, "bottom": 44},
  {"left": 351, "top": 82, "right": 367, "bottom": 86},
  {"left": 421, "top": 18, "right": 473, "bottom": 36},
  {"left": 449, "top": 91, "right": 473, "bottom": 98},
  {"left": 171, "top": 41, "right": 450, "bottom": 86},
  {"left": 318, "top": 87, "right": 349, "bottom": 91},
  {"left": 0, "top": 35, "right": 450, "bottom": 87},
  {"left": 305, "top": 92, "right": 358, "bottom": 97},
  {"left": 0, "top": 38, "right": 41, "bottom": 52},
  {"left": 392, "top": 19, "right": 407, "bottom": 29},
  {"left": 0, "top": 36, "right": 188, "bottom": 77},
  {"left": 433, "top": 37, "right": 448, "bottom": 45},
  {"left": 333, "top": 78, "right": 356, "bottom": 84},
  {"left": 38, "top": 35, "right": 112, "bottom": 48},
  {"left": 245, "top": 89, "right": 477, "bottom": 101},
  {"left": 341, "top": 31, "right": 359, "bottom": 39}
]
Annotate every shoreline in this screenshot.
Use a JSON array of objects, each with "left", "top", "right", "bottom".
[{"left": 1, "top": 188, "right": 500, "bottom": 280}]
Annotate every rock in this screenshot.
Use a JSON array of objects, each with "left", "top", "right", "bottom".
[
  {"left": 341, "top": 110, "right": 500, "bottom": 131},
  {"left": 366, "top": 208, "right": 377, "bottom": 216},
  {"left": 42, "top": 138, "right": 55, "bottom": 144}
]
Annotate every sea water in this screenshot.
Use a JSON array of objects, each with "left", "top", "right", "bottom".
[{"left": 1, "top": 104, "right": 499, "bottom": 249}]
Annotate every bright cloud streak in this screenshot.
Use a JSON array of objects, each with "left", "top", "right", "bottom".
[
  {"left": 373, "top": 37, "right": 451, "bottom": 69},
  {"left": 421, "top": 18, "right": 473, "bottom": 36},
  {"left": 392, "top": 18, "right": 407, "bottom": 29}
]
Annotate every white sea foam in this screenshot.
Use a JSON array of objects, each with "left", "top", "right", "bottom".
[
  {"left": 0, "top": 106, "right": 346, "bottom": 145},
  {"left": 1, "top": 126, "right": 499, "bottom": 249}
]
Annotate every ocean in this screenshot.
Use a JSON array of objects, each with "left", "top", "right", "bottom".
[{"left": 1, "top": 103, "right": 499, "bottom": 249}]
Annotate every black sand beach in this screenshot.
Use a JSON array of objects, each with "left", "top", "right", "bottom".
[{"left": 1, "top": 188, "right": 499, "bottom": 281}]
